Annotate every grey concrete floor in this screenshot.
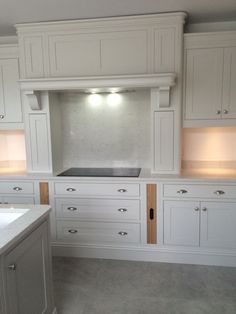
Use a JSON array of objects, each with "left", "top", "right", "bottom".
[{"left": 52, "top": 257, "right": 236, "bottom": 314}]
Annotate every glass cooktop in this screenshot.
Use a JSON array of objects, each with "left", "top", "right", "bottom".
[{"left": 57, "top": 167, "right": 141, "bottom": 177}]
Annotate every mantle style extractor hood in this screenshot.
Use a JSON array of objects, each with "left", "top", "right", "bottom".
[{"left": 20, "top": 73, "right": 176, "bottom": 110}]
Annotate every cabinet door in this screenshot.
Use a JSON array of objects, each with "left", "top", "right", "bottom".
[
  {"left": 164, "top": 201, "right": 200, "bottom": 246},
  {"left": 185, "top": 48, "right": 224, "bottom": 120},
  {"left": 200, "top": 202, "right": 236, "bottom": 249},
  {"left": 3, "top": 221, "right": 53, "bottom": 314},
  {"left": 153, "top": 111, "right": 174, "bottom": 172},
  {"left": 0, "top": 59, "right": 22, "bottom": 123},
  {"left": 222, "top": 47, "right": 236, "bottom": 119}
]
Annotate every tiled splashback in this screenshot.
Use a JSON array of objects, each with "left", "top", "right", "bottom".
[{"left": 58, "top": 90, "right": 151, "bottom": 168}]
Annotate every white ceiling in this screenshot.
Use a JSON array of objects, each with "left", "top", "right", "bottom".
[{"left": 0, "top": 0, "right": 236, "bottom": 36}]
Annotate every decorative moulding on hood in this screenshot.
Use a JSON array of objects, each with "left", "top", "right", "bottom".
[{"left": 20, "top": 73, "right": 176, "bottom": 110}]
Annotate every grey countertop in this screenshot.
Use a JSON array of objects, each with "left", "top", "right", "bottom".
[{"left": 0, "top": 204, "right": 51, "bottom": 254}]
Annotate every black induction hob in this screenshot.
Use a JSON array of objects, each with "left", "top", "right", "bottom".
[{"left": 57, "top": 167, "right": 141, "bottom": 177}]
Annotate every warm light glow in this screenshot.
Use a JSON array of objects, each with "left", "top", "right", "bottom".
[
  {"left": 107, "top": 93, "right": 122, "bottom": 107},
  {"left": 88, "top": 94, "right": 102, "bottom": 107}
]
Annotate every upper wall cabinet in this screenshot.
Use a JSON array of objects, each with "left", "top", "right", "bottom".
[
  {"left": 183, "top": 31, "right": 236, "bottom": 127},
  {"left": 0, "top": 44, "right": 23, "bottom": 128},
  {"left": 16, "top": 13, "right": 185, "bottom": 79}
]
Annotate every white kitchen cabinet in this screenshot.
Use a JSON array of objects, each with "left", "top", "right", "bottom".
[
  {"left": 184, "top": 31, "right": 236, "bottom": 127},
  {"left": 2, "top": 221, "right": 54, "bottom": 314},
  {"left": 163, "top": 182, "right": 236, "bottom": 250},
  {"left": 200, "top": 202, "right": 236, "bottom": 249},
  {"left": 163, "top": 200, "right": 200, "bottom": 246},
  {"left": 16, "top": 13, "right": 185, "bottom": 78},
  {"left": 52, "top": 180, "right": 142, "bottom": 247},
  {"left": 0, "top": 57, "right": 22, "bottom": 126},
  {"left": 0, "top": 180, "right": 38, "bottom": 205}
]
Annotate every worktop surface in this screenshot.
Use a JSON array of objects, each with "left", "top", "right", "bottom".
[{"left": 0, "top": 204, "right": 51, "bottom": 254}]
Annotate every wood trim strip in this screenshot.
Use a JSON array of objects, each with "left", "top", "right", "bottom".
[
  {"left": 147, "top": 184, "right": 157, "bottom": 244},
  {"left": 39, "top": 182, "right": 49, "bottom": 205}
]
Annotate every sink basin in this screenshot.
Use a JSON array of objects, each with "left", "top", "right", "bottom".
[{"left": 0, "top": 208, "right": 29, "bottom": 229}]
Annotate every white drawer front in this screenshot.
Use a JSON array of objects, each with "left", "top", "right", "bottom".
[
  {"left": 2, "top": 196, "right": 35, "bottom": 204},
  {"left": 164, "top": 184, "right": 236, "bottom": 199},
  {"left": 55, "top": 198, "right": 140, "bottom": 221},
  {"left": 0, "top": 182, "right": 34, "bottom": 194},
  {"left": 56, "top": 221, "right": 140, "bottom": 244},
  {"left": 54, "top": 182, "right": 140, "bottom": 197}
]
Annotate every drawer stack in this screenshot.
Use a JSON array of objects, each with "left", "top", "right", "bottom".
[
  {"left": 0, "top": 181, "right": 36, "bottom": 204},
  {"left": 53, "top": 181, "right": 141, "bottom": 245}
]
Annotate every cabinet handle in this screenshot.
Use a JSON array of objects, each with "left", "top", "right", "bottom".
[
  {"left": 118, "top": 231, "right": 128, "bottom": 236},
  {"left": 194, "top": 207, "right": 199, "bottom": 211},
  {"left": 67, "top": 207, "right": 78, "bottom": 211},
  {"left": 202, "top": 207, "right": 207, "bottom": 212},
  {"left": 117, "top": 189, "right": 127, "bottom": 193},
  {"left": 68, "top": 229, "right": 78, "bottom": 234},
  {"left": 66, "top": 188, "right": 76, "bottom": 192},
  {"left": 150, "top": 208, "right": 154, "bottom": 220},
  {"left": 118, "top": 208, "right": 128, "bottom": 213},
  {"left": 214, "top": 190, "right": 225, "bottom": 195},
  {"left": 177, "top": 189, "right": 188, "bottom": 194},
  {"left": 216, "top": 110, "right": 221, "bottom": 115},
  {"left": 0, "top": 115, "right": 4, "bottom": 119},
  {"left": 13, "top": 187, "right": 22, "bottom": 191},
  {"left": 8, "top": 264, "right": 16, "bottom": 271},
  {"left": 223, "top": 109, "right": 228, "bottom": 114}
]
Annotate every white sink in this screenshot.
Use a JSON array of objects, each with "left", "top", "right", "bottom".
[{"left": 0, "top": 208, "right": 29, "bottom": 229}]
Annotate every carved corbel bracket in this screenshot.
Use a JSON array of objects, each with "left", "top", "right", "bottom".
[{"left": 24, "top": 91, "right": 41, "bottom": 110}]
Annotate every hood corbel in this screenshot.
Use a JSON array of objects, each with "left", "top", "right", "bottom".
[{"left": 24, "top": 90, "right": 41, "bottom": 110}]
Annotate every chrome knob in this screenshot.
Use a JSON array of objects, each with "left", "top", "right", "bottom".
[
  {"left": 117, "top": 189, "right": 127, "bottom": 193},
  {"left": 214, "top": 190, "right": 225, "bottom": 195},
  {"left": 67, "top": 207, "right": 77, "bottom": 211},
  {"left": 66, "top": 188, "right": 76, "bottom": 192},
  {"left": 13, "top": 187, "right": 22, "bottom": 191},
  {"left": 8, "top": 264, "right": 16, "bottom": 271},
  {"left": 177, "top": 189, "right": 188, "bottom": 194},
  {"left": 223, "top": 109, "right": 228, "bottom": 114},
  {"left": 0, "top": 115, "right": 4, "bottom": 119},
  {"left": 194, "top": 207, "right": 199, "bottom": 211},
  {"left": 202, "top": 207, "right": 207, "bottom": 212},
  {"left": 118, "top": 208, "right": 128, "bottom": 212},
  {"left": 68, "top": 229, "right": 78, "bottom": 234},
  {"left": 118, "top": 231, "right": 128, "bottom": 236},
  {"left": 216, "top": 110, "right": 221, "bottom": 115}
]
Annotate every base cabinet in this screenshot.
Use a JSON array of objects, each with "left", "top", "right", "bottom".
[
  {"left": 200, "top": 202, "right": 236, "bottom": 249},
  {"left": 164, "top": 200, "right": 236, "bottom": 249},
  {"left": 164, "top": 200, "right": 200, "bottom": 246},
  {"left": 1, "top": 221, "right": 54, "bottom": 314}
]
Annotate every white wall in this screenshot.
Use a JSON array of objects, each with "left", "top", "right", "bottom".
[{"left": 57, "top": 90, "right": 151, "bottom": 168}]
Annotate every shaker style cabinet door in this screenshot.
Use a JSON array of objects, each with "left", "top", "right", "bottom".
[
  {"left": 222, "top": 47, "right": 236, "bottom": 119},
  {"left": 0, "top": 59, "right": 22, "bottom": 123},
  {"left": 163, "top": 200, "right": 200, "bottom": 246},
  {"left": 3, "top": 222, "right": 53, "bottom": 314},
  {"left": 200, "top": 202, "right": 236, "bottom": 249},
  {"left": 184, "top": 48, "right": 224, "bottom": 120}
]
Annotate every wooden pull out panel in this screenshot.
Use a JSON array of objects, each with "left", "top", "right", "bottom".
[
  {"left": 147, "top": 184, "right": 157, "bottom": 244},
  {"left": 40, "top": 182, "right": 49, "bottom": 205}
]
